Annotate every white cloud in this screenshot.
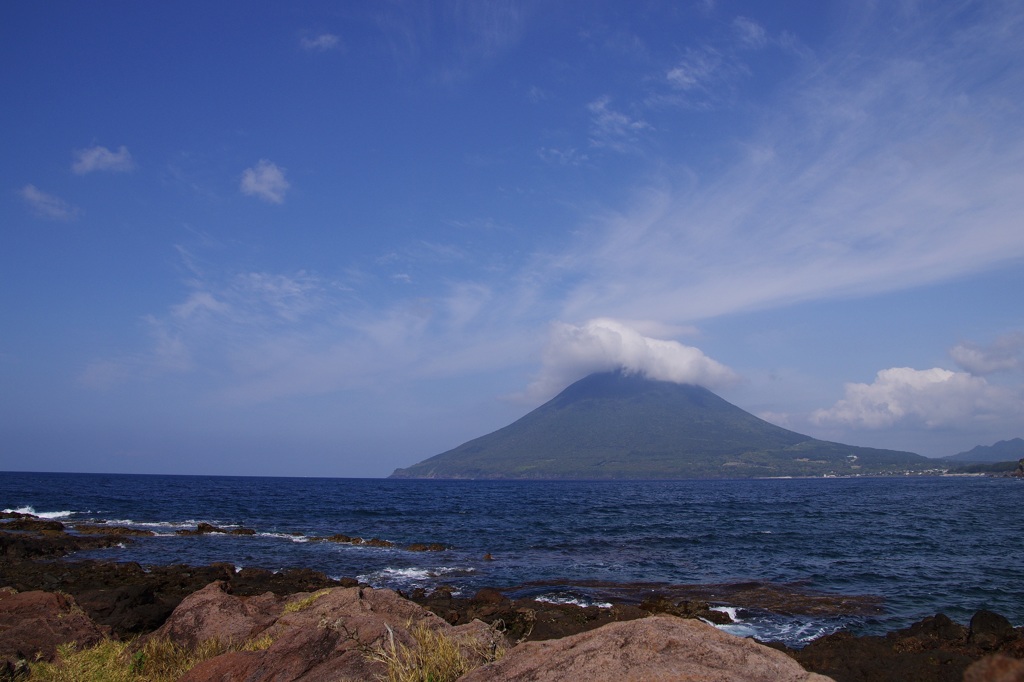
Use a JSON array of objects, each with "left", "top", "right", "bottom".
[
  {"left": 811, "top": 367, "right": 1022, "bottom": 429},
  {"left": 240, "top": 160, "right": 290, "bottom": 204},
  {"left": 19, "top": 184, "right": 79, "bottom": 221},
  {"left": 733, "top": 17, "right": 767, "bottom": 49},
  {"left": 526, "top": 318, "right": 738, "bottom": 401},
  {"left": 300, "top": 33, "right": 340, "bottom": 51},
  {"left": 666, "top": 46, "right": 724, "bottom": 91},
  {"left": 559, "top": 4, "right": 1024, "bottom": 325},
  {"left": 950, "top": 332, "right": 1024, "bottom": 376},
  {"left": 72, "top": 145, "right": 135, "bottom": 174},
  {"left": 587, "top": 96, "right": 652, "bottom": 152},
  {"left": 538, "top": 146, "right": 589, "bottom": 166}
]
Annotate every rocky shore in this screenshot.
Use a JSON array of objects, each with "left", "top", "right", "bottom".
[{"left": 2, "top": 518, "right": 1022, "bottom": 681}]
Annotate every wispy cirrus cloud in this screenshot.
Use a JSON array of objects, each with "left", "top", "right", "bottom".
[
  {"left": 559, "top": 3, "right": 1024, "bottom": 325},
  {"left": 732, "top": 17, "right": 767, "bottom": 49},
  {"left": 300, "top": 33, "right": 341, "bottom": 52},
  {"left": 72, "top": 145, "right": 135, "bottom": 174},
  {"left": 19, "top": 184, "right": 80, "bottom": 221},
  {"left": 950, "top": 332, "right": 1024, "bottom": 376},
  {"left": 240, "top": 159, "right": 290, "bottom": 204},
  {"left": 587, "top": 95, "right": 652, "bottom": 152},
  {"left": 374, "top": 0, "right": 526, "bottom": 83},
  {"left": 80, "top": 247, "right": 541, "bottom": 406}
]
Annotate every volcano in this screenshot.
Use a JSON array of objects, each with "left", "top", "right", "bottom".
[{"left": 389, "top": 371, "right": 930, "bottom": 479}]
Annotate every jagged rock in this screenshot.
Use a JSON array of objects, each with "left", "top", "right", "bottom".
[
  {"left": 73, "top": 524, "right": 155, "bottom": 536},
  {"left": 0, "top": 551, "right": 350, "bottom": 638},
  {"left": 639, "top": 594, "right": 733, "bottom": 624},
  {"left": 0, "top": 588, "right": 109, "bottom": 673},
  {"left": 459, "top": 614, "right": 832, "bottom": 682},
  {"left": 785, "top": 610, "right": 1024, "bottom": 682},
  {"left": 0, "top": 529, "right": 124, "bottom": 561},
  {"left": 173, "top": 585, "right": 501, "bottom": 682},
  {"left": 175, "top": 522, "right": 227, "bottom": 535},
  {"left": 1, "top": 518, "right": 65, "bottom": 533},
  {"left": 969, "top": 610, "right": 1018, "bottom": 649},
  {"left": 150, "top": 581, "right": 286, "bottom": 648}
]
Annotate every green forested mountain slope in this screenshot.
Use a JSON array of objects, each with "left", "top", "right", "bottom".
[{"left": 390, "top": 371, "right": 931, "bottom": 479}]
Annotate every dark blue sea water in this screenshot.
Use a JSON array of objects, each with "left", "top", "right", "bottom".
[{"left": 2, "top": 473, "right": 1021, "bottom": 647}]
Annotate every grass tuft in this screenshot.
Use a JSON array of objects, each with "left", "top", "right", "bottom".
[
  {"left": 368, "top": 621, "right": 505, "bottom": 682},
  {"left": 284, "top": 588, "right": 332, "bottom": 613},
  {"left": 27, "top": 634, "right": 273, "bottom": 682}
]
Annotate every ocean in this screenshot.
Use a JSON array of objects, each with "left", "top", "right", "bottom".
[{"left": 2, "top": 472, "right": 1021, "bottom": 647}]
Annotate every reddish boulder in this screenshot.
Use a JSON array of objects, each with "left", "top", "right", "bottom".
[
  {"left": 459, "top": 614, "right": 831, "bottom": 682},
  {"left": 0, "top": 587, "right": 109, "bottom": 674},
  {"left": 150, "top": 580, "right": 287, "bottom": 649},
  {"left": 168, "top": 585, "right": 501, "bottom": 681},
  {"left": 964, "top": 654, "right": 1024, "bottom": 682}
]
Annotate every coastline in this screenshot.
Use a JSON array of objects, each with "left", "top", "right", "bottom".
[{"left": 3, "top": 518, "right": 1023, "bottom": 681}]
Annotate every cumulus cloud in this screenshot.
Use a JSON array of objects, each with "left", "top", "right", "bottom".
[
  {"left": 526, "top": 318, "right": 738, "bottom": 400},
  {"left": 950, "top": 333, "right": 1024, "bottom": 375},
  {"left": 19, "top": 184, "right": 79, "bottom": 221},
  {"left": 811, "top": 367, "right": 1021, "bottom": 429},
  {"left": 300, "top": 33, "right": 340, "bottom": 51},
  {"left": 72, "top": 145, "right": 135, "bottom": 174},
  {"left": 240, "top": 160, "right": 290, "bottom": 204}
]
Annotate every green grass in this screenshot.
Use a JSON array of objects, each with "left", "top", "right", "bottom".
[
  {"left": 28, "top": 634, "right": 273, "bottom": 682},
  {"left": 283, "top": 588, "right": 332, "bottom": 613},
  {"left": 368, "top": 621, "right": 505, "bottom": 682}
]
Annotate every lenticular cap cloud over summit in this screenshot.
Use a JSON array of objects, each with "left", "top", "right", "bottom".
[{"left": 527, "top": 318, "right": 739, "bottom": 402}]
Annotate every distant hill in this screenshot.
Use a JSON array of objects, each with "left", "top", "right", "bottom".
[
  {"left": 943, "top": 438, "right": 1024, "bottom": 463},
  {"left": 390, "top": 371, "right": 932, "bottom": 479}
]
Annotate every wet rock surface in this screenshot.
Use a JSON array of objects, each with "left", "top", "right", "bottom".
[
  {"left": 1, "top": 530, "right": 351, "bottom": 638},
  {"left": 778, "top": 611, "right": 1024, "bottom": 682}
]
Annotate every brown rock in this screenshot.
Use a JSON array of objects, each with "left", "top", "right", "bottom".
[
  {"left": 460, "top": 615, "right": 831, "bottom": 682},
  {"left": 150, "top": 581, "right": 287, "bottom": 649},
  {"left": 1, "top": 518, "right": 65, "bottom": 532},
  {"left": 175, "top": 522, "right": 226, "bottom": 535},
  {"left": 0, "top": 588, "right": 109, "bottom": 673},
  {"left": 167, "top": 584, "right": 500, "bottom": 682},
  {"left": 72, "top": 524, "right": 156, "bottom": 537},
  {"left": 639, "top": 594, "right": 733, "bottom": 624},
  {"left": 964, "top": 654, "right": 1024, "bottom": 682},
  {"left": 472, "top": 587, "right": 505, "bottom": 604}
]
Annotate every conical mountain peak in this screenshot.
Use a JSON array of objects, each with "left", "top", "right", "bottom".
[{"left": 390, "top": 372, "right": 929, "bottom": 479}]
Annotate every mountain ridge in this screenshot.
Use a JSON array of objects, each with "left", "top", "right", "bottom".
[
  {"left": 942, "top": 437, "right": 1024, "bottom": 463},
  {"left": 390, "top": 371, "right": 932, "bottom": 479}
]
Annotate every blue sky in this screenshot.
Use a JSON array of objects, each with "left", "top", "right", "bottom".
[{"left": 2, "top": 1, "right": 1022, "bottom": 477}]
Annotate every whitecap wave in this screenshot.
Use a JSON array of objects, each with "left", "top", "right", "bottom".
[
  {"left": 357, "top": 565, "right": 476, "bottom": 588},
  {"left": 257, "top": 532, "right": 310, "bottom": 543},
  {"left": 535, "top": 594, "right": 613, "bottom": 608},
  {"left": 3, "top": 506, "right": 75, "bottom": 519}
]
